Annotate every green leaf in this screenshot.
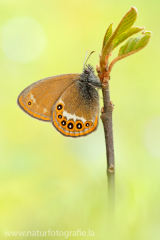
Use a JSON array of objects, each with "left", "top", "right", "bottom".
[
  {"left": 102, "top": 6, "right": 138, "bottom": 58},
  {"left": 114, "top": 6, "right": 138, "bottom": 40},
  {"left": 108, "top": 31, "right": 152, "bottom": 72},
  {"left": 102, "top": 23, "right": 113, "bottom": 49},
  {"left": 118, "top": 31, "right": 152, "bottom": 56},
  {"left": 112, "top": 26, "right": 144, "bottom": 50}
]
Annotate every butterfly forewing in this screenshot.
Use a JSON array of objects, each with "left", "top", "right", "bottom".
[{"left": 17, "top": 74, "right": 78, "bottom": 121}]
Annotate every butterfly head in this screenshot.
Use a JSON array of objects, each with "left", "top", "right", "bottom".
[
  {"left": 82, "top": 51, "right": 102, "bottom": 88},
  {"left": 81, "top": 64, "right": 102, "bottom": 89}
]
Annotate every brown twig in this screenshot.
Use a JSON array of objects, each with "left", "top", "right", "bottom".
[{"left": 98, "top": 60, "right": 115, "bottom": 204}]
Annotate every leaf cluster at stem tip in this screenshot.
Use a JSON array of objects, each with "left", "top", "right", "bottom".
[{"left": 100, "top": 6, "right": 152, "bottom": 73}]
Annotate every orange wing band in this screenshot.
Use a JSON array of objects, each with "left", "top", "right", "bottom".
[
  {"left": 52, "top": 111, "right": 98, "bottom": 137},
  {"left": 19, "top": 96, "right": 50, "bottom": 121}
]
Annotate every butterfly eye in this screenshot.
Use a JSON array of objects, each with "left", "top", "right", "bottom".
[{"left": 85, "top": 69, "right": 90, "bottom": 74}]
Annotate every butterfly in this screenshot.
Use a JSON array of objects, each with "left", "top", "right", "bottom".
[{"left": 17, "top": 54, "right": 102, "bottom": 137}]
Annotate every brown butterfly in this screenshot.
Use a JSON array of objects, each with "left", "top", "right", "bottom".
[{"left": 17, "top": 54, "right": 102, "bottom": 137}]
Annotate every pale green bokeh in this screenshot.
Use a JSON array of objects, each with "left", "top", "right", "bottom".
[{"left": 0, "top": 0, "right": 160, "bottom": 239}]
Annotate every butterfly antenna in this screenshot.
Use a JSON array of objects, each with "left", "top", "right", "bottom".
[
  {"left": 83, "top": 51, "right": 89, "bottom": 68},
  {"left": 83, "top": 51, "right": 95, "bottom": 69}
]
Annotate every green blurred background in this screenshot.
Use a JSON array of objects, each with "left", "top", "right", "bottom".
[{"left": 0, "top": 0, "right": 159, "bottom": 239}]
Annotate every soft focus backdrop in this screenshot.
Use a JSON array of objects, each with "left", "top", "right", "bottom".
[{"left": 0, "top": 0, "right": 159, "bottom": 239}]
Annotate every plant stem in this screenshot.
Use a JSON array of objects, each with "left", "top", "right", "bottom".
[
  {"left": 97, "top": 52, "right": 115, "bottom": 203},
  {"left": 100, "top": 78, "right": 115, "bottom": 204}
]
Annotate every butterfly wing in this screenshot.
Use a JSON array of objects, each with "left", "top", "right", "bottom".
[
  {"left": 51, "top": 81, "right": 99, "bottom": 137},
  {"left": 17, "top": 74, "right": 78, "bottom": 121}
]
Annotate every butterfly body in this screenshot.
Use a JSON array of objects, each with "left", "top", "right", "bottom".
[{"left": 17, "top": 65, "right": 101, "bottom": 137}]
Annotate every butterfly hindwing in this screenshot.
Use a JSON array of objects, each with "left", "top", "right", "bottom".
[
  {"left": 17, "top": 74, "right": 78, "bottom": 121},
  {"left": 51, "top": 81, "right": 99, "bottom": 137}
]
